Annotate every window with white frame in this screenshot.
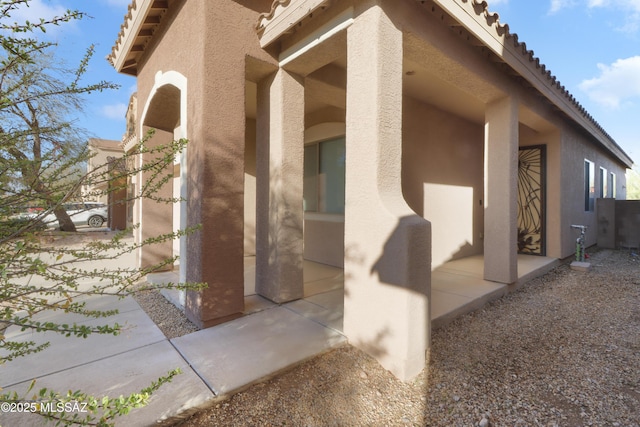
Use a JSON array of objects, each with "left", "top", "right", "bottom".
[
  {"left": 584, "top": 159, "right": 595, "bottom": 211},
  {"left": 599, "top": 167, "right": 607, "bottom": 198},
  {"left": 303, "top": 137, "right": 345, "bottom": 214},
  {"left": 610, "top": 172, "right": 616, "bottom": 198}
]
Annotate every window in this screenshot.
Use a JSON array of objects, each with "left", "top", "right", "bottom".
[
  {"left": 584, "top": 160, "right": 595, "bottom": 211},
  {"left": 303, "top": 137, "right": 345, "bottom": 214},
  {"left": 610, "top": 172, "right": 616, "bottom": 198},
  {"left": 599, "top": 167, "right": 607, "bottom": 198}
]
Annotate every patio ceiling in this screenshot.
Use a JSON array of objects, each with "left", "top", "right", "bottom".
[
  {"left": 256, "top": 0, "right": 633, "bottom": 167},
  {"left": 108, "top": 0, "right": 632, "bottom": 167}
]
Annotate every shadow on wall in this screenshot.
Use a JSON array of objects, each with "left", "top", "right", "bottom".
[
  {"left": 255, "top": 162, "right": 305, "bottom": 302},
  {"left": 345, "top": 214, "right": 431, "bottom": 376},
  {"left": 402, "top": 98, "right": 484, "bottom": 267},
  {"left": 184, "top": 128, "right": 247, "bottom": 326},
  {"left": 371, "top": 215, "right": 431, "bottom": 293}
]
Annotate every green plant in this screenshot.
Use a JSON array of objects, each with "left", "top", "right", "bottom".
[
  {"left": 0, "top": 2, "right": 205, "bottom": 425},
  {"left": 2, "top": 369, "right": 181, "bottom": 426},
  {"left": 626, "top": 166, "right": 640, "bottom": 200}
]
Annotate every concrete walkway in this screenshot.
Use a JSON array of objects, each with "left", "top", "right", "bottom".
[{"left": 1, "top": 253, "right": 557, "bottom": 426}]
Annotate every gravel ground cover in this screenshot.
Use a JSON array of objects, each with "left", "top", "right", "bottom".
[
  {"left": 142, "top": 249, "right": 639, "bottom": 427},
  {"left": 133, "top": 289, "right": 198, "bottom": 339}
]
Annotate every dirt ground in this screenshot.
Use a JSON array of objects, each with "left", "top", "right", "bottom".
[{"left": 171, "top": 249, "right": 639, "bottom": 427}]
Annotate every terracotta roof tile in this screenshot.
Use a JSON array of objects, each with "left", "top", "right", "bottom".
[
  {"left": 461, "top": 0, "right": 630, "bottom": 165},
  {"left": 257, "top": 0, "right": 292, "bottom": 31},
  {"left": 108, "top": 0, "right": 138, "bottom": 66}
]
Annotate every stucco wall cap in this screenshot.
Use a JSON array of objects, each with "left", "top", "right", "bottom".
[{"left": 88, "top": 138, "right": 122, "bottom": 150}]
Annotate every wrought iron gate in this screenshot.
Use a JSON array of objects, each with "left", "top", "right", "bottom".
[{"left": 518, "top": 145, "right": 546, "bottom": 255}]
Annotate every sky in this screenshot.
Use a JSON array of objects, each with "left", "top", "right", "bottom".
[
  {"left": 6, "top": 0, "right": 136, "bottom": 142},
  {"left": 7, "top": 0, "right": 640, "bottom": 166},
  {"left": 487, "top": 0, "right": 640, "bottom": 165}
]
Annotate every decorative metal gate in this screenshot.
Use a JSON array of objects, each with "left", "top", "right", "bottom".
[{"left": 517, "top": 145, "right": 546, "bottom": 255}]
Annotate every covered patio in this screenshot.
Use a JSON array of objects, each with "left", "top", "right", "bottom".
[
  {"left": 107, "top": 0, "right": 630, "bottom": 381},
  {"left": 149, "top": 253, "right": 559, "bottom": 333}
]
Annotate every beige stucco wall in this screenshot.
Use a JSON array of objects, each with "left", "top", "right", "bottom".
[
  {"left": 342, "top": 2, "right": 430, "bottom": 381},
  {"left": 135, "top": 0, "right": 277, "bottom": 327},
  {"left": 245, "top": 118, "right": 257, "bottom": 255},
  {"left": 559, "top": 125, "right": 627, "bottom": 258},
  {"left": 515, "top": 119, "right": 627, "bottom": 260},
  {"left": 116, "top": 0, "right": 635, "bottom": 382},
  {"left": 86, "top": 141, "right": 122, "bottom": 204},
  {"left": 303, "top": 217, "right": 344, "bottom": 267},
  {"left": 402, "top": 96, "right": 484, "bottom": 269},
  {"left": 518, "top": 125, "right": 562, "bottom": 258}
]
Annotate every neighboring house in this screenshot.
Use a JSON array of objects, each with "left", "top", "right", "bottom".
[
  {"left": 122, "top": 93, "right": 139, "bottom": 230},
  {"left": 108, "top": 0, "right": 633, "bottom": 380},
  {"left": 84, "top": 138, "right": 122, "bottom": 204},
  {"left": 84, "top": 138, "right": 128, "bottom": 230}
]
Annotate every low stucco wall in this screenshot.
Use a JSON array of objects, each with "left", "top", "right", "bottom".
[
  {"left": 596, "top": 198, "right": 617, "bottom": 249},
  {"left": 595, "top": 199, "right": 640, "bottom": 249},
  {"left": 617, "top": 200, "right": 640, "bottom": 249},
  {"left": 557, "top": 125, "right": 628, "bottom": 258},
  {"left": 303, "top": 216, "right": 344, "bottom": 268}
]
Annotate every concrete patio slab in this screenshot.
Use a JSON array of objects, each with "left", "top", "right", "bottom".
[
  {"left": 8, "top": 292, "right": 142, "bottom": 327},
  {"left": 147, "top": 270, "right": 180, "bottom": 286},
  {"left": 432, "top": 270, "right": 507, "bottom": 299},
  {"left": 570, "top": 261, "right": 591, "bottom": 271},
  {"left": 431, "top": 289, "right": 475, "bottom": 322},
  {"left": 431, "top": 285, "right": 508, "bottom": 329},
  {"left": 303, "top": 260, "right": 343, "bottom": 284},
  {"left": 1, "top": 341, "right": 213, "bottom": 427},
  {"left": 285, "top": 289, "right": 344, "bottom": 332},
  {"left": 516, "top": 255, "right": 559, "bottom": 284},
  {"left": 171, "top": 306, "right": 346, "bottom": 395},
  {"left": 431, "top": 259, "right": 508, "bottom": 328},
  {"left": 244, "top": 294, "right": 276, "bottom": 315},
  {"left": 304, "top": 274, "right": 344, "bottom": 297},
  {"left": 430, "top": 254, "right": 558, "bottom": 328},
  {"left": 435, "top": 255, "right": 486, "bottom": 277},
  {"left": 2, "top": 248, "right": 563, "bottom": 426},
  {"left": 2, "top": 295, "right": 165, "bottom": 387},
  {"left": 304, "top": 288, "right": 344, "bottom": 311}
]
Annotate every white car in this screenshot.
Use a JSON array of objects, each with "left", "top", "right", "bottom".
[{"left": 40, "top": 202, "right": 109, "bottom": 228}]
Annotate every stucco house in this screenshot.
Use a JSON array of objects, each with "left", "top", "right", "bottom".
[
  {"left": 83, "top": 138, "right": 130, "bottom": 230},
  {"left": 83, "top": 138, "right": 122, "bottom": 205},
  {"left": 109, "top": 0, "right": 633, "bottom": 380}
]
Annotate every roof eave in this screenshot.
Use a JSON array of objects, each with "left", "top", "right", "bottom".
[
  {"left": 432, "top": 0, "right": 633, "bottom": 168},
  {"left": 109, "top": 0, "right": 169, "bottom": 76}
]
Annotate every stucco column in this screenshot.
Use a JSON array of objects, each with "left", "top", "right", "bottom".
[
  {"left": 140, "top": 127, "right": 174, "bottom": 271},
  {"left": 184, "top": 68, "right": 246, "bottom": 329},
  {"left": 484, "top": 96, "right": 519, "bottom": 283},
  {"left": 344, "top": 4, "right": 431, "bottom": 381},
  {"left": 255, "top": 69, "right": 305, "bottom": 303}
]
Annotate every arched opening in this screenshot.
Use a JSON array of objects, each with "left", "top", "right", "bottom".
[{"left": 139, "top": 73, "right": 188, "bottom": 285}]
